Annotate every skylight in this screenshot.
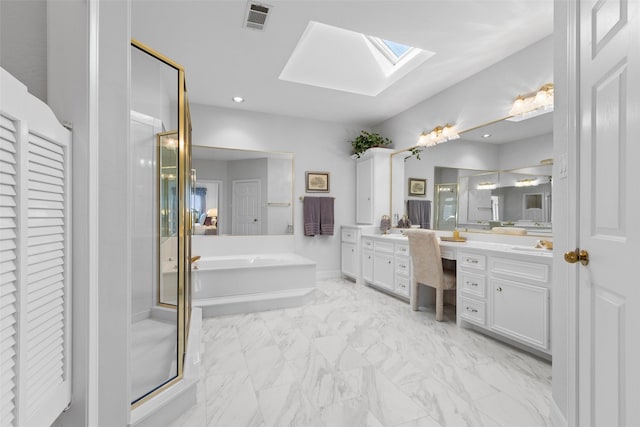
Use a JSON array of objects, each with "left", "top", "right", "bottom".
[
  {"left": 279, "top": 22, "right": 435, "bottom": 96},
  {"left": 367, "top": 36, "right": 417, "bottom": 65},
  {"left": 382, "top": 39, "right": 412, "bottom": 58}
]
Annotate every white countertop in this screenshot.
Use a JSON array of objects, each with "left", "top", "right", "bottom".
[{"left": 361, "top": 233, "right": 553, "bottom": 259}]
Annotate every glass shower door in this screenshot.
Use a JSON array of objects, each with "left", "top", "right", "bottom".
[{"left": 130, "top": 39, "right": 191, "bottom": 407}]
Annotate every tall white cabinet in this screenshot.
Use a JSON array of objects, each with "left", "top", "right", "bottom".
[{"left": 355, "top": 148, "right": 392, "bottom": 225}]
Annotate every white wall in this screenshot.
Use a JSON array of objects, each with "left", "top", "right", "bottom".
[
  {"left": 48, "top": 1, "right": 131, "bottom": 425},
  {"left": 0, "top": 0, "right": 47, "bottom": 102},
  {"left": 498, "top": 132, "right": 554, "bottom": 170},
  {"left": 190, "top": 104, "right": 364, "bottom": 276}
]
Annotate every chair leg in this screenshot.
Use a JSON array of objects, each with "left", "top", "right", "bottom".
[
  {"left": 411, "top": 281, "right": 419, "bottom": 311},
  {"left": 435, "top": 288, "right": 444, "bottom": 321}
]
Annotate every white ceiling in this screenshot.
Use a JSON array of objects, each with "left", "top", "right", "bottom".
[{"left": 132, "top": 0, "right": 554, "bottom": 127}]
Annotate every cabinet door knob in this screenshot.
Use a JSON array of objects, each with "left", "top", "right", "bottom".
[{"left": 496, "top": 287, "right": 502, "bottom": 292}]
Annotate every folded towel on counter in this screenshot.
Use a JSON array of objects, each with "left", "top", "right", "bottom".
[{"left": 492, "top": 226, "right": 527, "bottom": 235}]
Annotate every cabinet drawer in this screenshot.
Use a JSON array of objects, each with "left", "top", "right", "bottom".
[
  {"left": 459, "top": 271, "right": 486, "bottom": 298},
  {"left": 395, "top": 276, "right": 410, "bottom": 297},
  {"left": 395, "top": 243, "right": 410, "bottom": 256},
  {"left": 362, "top": 238, "right": 374, "bottom": 250},
  {"left": 490, "top": 257, "right": 550, "bottom": 284},
  {"left": 395, "top": 256, "right": 411, "bottom": 276},
  {"left": 374, "top": 240, "right": 394, "bottom": 253},
  {"left": 341, "top": 229, "right": 357, "bottom": 243},
  {"left": 460, "top": 297, "right": 486, "bottom": 325},
  {"left": 440, "top": 248, "right": 456, "bottom": 260},
  {"left": 459, "top": 252, "right": 486, "bottom": 270}
]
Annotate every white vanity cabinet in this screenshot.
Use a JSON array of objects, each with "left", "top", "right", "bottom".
[
  {"left": 355, "top": 148, "right": 392, "bottom": 225},
  {"left": 361, "top": 235, "right": 411, "bottom": 300},
  {"left": 341, "top": 227, "right": 359, "bottom": 280},
  {"left": 341, "top": 225, "right": 377, "bottom": 282},
  {"left": 361, "top": 237, "right": 374, "bottom": 283},
  {"left": 394, "top": 242, "right": 411, "bottom": 297},
  {"left": 457, "top": 249, "right": 552, "bottom": 354}
]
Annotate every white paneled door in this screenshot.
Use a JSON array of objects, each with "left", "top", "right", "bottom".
[
  {"left": 578, "top": 0, "right": 640, "bottom": 425},
  {"left": 232, "top": 179, "right": 261, "bottom": 235}
]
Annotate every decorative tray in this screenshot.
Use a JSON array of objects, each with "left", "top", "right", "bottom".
[{"left": 440, "top": 236, "right": 467, "bottom": 242}]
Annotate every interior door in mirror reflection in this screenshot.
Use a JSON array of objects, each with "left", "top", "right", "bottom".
[{"left": 232, "top": 179, "right": 261, "bottom": 235}]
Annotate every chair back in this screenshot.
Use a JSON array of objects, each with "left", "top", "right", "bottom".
[{"left": 405, "top": 229, "right": 444, "bottom": 288}]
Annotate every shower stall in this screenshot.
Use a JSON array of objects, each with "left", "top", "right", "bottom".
[{"left": 130, "top": 40, "right": 193, "bottom": 410}]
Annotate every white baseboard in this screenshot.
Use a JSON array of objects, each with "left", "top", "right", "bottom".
[{"left": 550, "top": 400, "right": 568, "bottom": 427}]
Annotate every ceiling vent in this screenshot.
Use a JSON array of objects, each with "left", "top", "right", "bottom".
[{"left": 244, "top": 2, "right": 272, "bottom": 31}]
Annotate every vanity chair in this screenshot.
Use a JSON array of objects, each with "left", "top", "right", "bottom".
[{"left": 405, "top": 229, "right": 456, "bottom": 321}]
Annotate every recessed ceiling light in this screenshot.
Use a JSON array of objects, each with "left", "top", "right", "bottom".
[
  {"left": 232, "top": 96, "right": 244, "bottom": 103},
  {"left": 482, "top": 133, "right": 491, "bottom": 138}
]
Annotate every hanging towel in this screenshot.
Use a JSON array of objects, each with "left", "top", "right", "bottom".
[
  {"left": 303, "top": 197, "right": 321, "bottom": 236},
  {"left": 407, "top": 200, "right": 432, "bottom": 229},
  {"left": 319, "top": 197, "right": 335, "bottom": 235}
]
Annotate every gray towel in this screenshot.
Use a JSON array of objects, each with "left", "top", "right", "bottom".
[
  {"left": 303, "top": 197, "right": 321, "bottom": 236},
  {"left": 407, "top": 200, "right": 431, "bottom": 229},
  {"left": 319, "top": 197, "right": 334, "bottom": 235}
]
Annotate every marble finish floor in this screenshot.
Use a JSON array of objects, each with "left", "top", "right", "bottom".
[{"left": 171, "top": 279, "right": 551, "bottom": 427}]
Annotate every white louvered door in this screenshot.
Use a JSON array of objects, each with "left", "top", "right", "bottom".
[
  {"left": 0, "top": 114, "right": 19, "bottom": 427},
  {"left": 1, "top": 68, "right": 72, "bottom": 426}
]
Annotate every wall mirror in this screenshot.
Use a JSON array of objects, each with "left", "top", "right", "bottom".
[
  {"left": 191, "top": 146, "right": 294, "bottom": 236},
  {"left": 391, "top": 111, "right": 553, "bottom": 236},
  {"left": 456, "top": 165, "right": 552, "bottom": 234}
]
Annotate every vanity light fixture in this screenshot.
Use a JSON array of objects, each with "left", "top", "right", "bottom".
[
  {"left": 232, "top": 96, "right": 245, "bottom": 103},
  {"left": 515, "top": 178, "right": 538, "bottom": 187},
  {"left": 507, "top": 83, "right": 554, "bottom": 121},
  {"left": 417, "top": 124, "right": 460, "bottom": 147},
  {"left": 477, "top": 182, "right": 497, "bottom": 190}
]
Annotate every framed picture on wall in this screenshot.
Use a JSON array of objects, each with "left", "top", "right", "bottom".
[
  {"left": 305, "top": 171, "right": 330, "bottom": 192},
  {"left": 408, "top": 178, "right": 427, "bottom": 197}
]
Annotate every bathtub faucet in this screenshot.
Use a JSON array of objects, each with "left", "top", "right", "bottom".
[{"left": 191, "top": 255, "right": 201, "bottom": 263}]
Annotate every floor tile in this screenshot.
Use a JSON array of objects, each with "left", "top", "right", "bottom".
[{"left": 171, "top": 278, "right": 552, "bottom": 427}]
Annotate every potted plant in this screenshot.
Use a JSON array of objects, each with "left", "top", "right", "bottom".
[
  {"left": 404, "top": 146, "right": 423, "bottom": 161},
  {"left": 350, "top": 130, "right": 392, "bottom": 158}
]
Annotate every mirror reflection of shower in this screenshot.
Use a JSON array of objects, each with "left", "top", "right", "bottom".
[{"left": 434, "top": 183, "right": 458, "bottom": 231}]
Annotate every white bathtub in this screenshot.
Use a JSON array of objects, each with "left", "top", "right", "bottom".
[{"left": 191, "top": 253, "right": 316, "bottom": 317}]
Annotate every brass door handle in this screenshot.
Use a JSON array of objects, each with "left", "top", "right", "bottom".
[{"left": 564, "top": 248, "right": 589, "bottom": 266}]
